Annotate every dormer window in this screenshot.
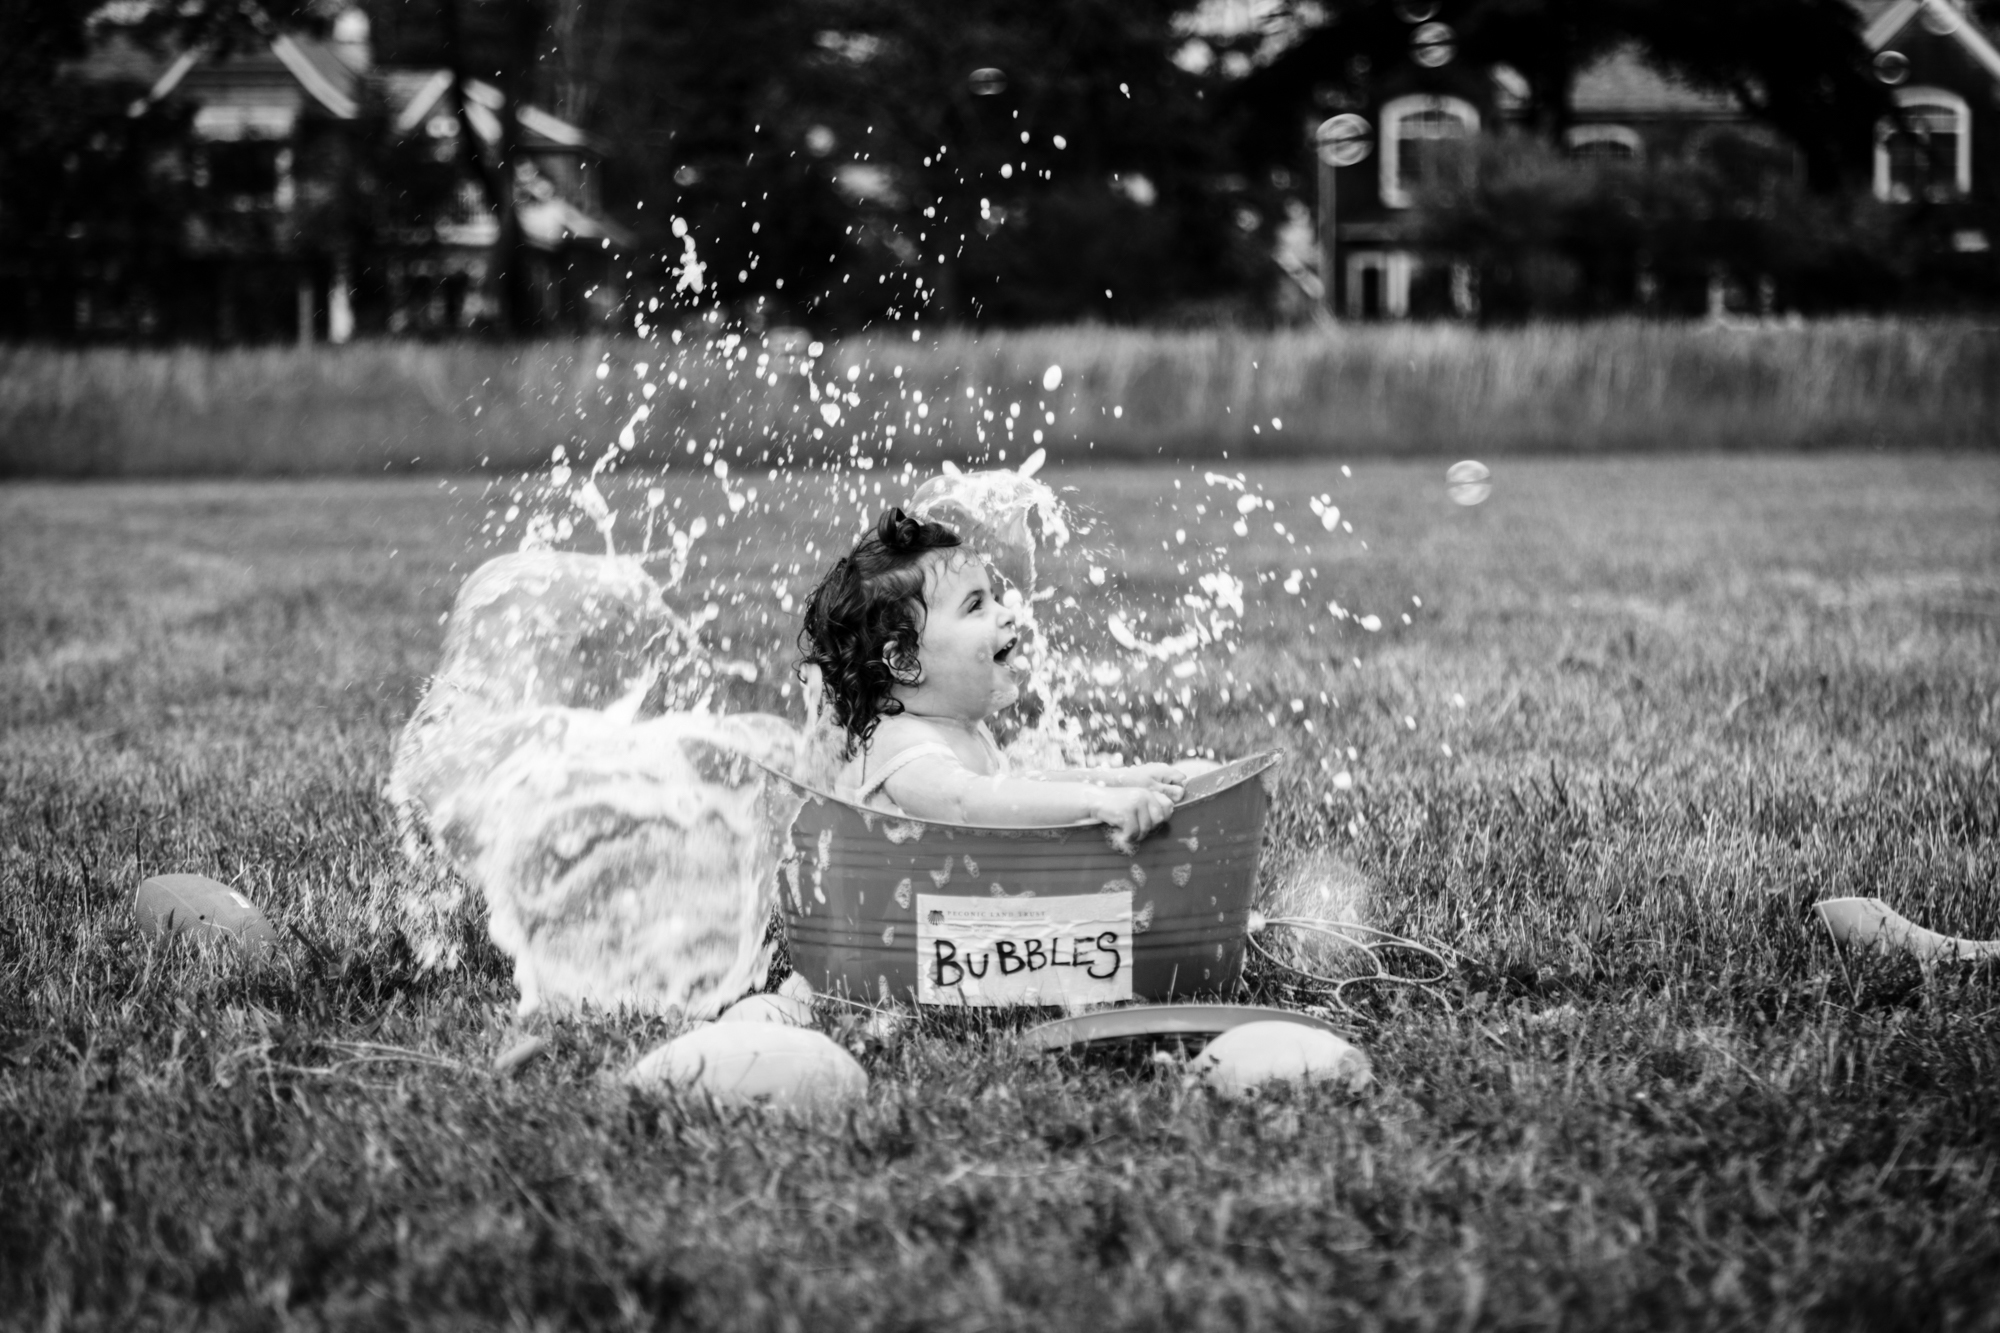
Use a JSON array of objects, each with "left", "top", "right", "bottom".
[
  {"left": 1380, "top": 94, "right": 1480, "bottom": 208},
  {"left": 1875, "top": 87, "right": 1971, "bottom": 202},
  {"left": 196, "top": 141, "right": 289, "bottom": 211},
  {"left": 1565, "top": 124, "right": 1643, "bottom": 163}
]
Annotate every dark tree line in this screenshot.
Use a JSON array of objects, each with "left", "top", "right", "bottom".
[
  {"left": 457, "top": 0, "right": 1275, "bottom": 327},
  {"left": 1230, "top": 0, "right": 1896, "bottom": 191},
  {"left": 4, "top": 0, "right": 1990, "bottom": 336}
]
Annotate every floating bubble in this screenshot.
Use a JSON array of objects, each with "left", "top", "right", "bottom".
[
  {"left": 1411, "top": 20, "right": 1455, "bottom": 67},
  {"left": 1446, "top": 459, "right": 1492, "bottom": 506},
  {"left": 1042, "top": 364, "right": 1063, "bottom": 392},
  {"left": 969, "top": 67, "right": 1007, "bottom": 96}
]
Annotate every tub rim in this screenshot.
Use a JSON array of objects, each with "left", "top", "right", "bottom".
[{"left": 754, "top": 749, "right": 1282, "bottom": 834}]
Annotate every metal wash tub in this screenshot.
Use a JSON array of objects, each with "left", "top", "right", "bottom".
[{"left": 771, "top": 752, "right": 1281, "bottom": 1006}]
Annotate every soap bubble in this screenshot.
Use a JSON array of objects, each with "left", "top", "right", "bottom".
[
  {"left": 1446, "top": 459, "right": 1492, "bottom": 506},
  {"left": 1042, "top": 364, "right": 1063, "bottom": 391},
  {"left": 969, "top": 67, "right": 1007, "bottom": 96}
]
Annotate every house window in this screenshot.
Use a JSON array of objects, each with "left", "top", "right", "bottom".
[
  {"left": 1565, "top": 124, "right": 1642, "bottom": 163},
  {"left": 204, "top": 141, "right": 282, "bottom": 209},
  {"left": 1345, "top": 250, "right": 1413, "bottom": 318},
  {"left": 1875, "top": 87, "right": 1971, "bottom": 202},
  {"left": 1380, "top": 94, "right": 1479, "bottom": 208}
]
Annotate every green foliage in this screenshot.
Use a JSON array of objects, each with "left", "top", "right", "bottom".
[
  {"left": 0, "top": 1, "right": 199, "bottom": 331},
  {"left": 1239, "top": 0, "right": 1889, "bottom": 191},
  {"left": 579, "top": 0, "right": 1269, "bottom": 327},
  {"left": 3, "top": 457, "right": 1998, "bottom": 1326},
  {"left": 1405, "top": 133, "right": 1971, "bottom": 317},
  {"left": 3, "top": 0, "right": 1987, "bottom": 337}
]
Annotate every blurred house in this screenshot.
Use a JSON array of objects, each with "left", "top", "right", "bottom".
[
  {"left": 44, "top": 8, "right": 630, "bottom": 342},
  {"left": 1315, "top": 0, "right": 2000, "bottom": 317}
]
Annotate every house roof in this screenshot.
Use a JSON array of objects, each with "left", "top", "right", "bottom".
[
  {"left": 65, "top": 34, "right": 174, "bottom": 85},
  {"left": 1569, "top": 0, "right": 2000, "bottom": 122},
  {"left": 394, "top": 74, "right": 601, "bottom": 152},
  {"left": 1865, "top": 0, "right": 2000, "bottom": 79},
  {"left": 1850, "top": 0, "right": 1907, "bottom": 28},
  {"left": 79, "top": 29, "right": 598, "bottom": 152},
  {"left": 1570, "top": 46, "right": 1741, "bottom": 118}
]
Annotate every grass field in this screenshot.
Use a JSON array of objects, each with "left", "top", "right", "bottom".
[
  {"left": 3, "top": 453, "right": 1999, "bottom": 1329},
  {"left": 4, "top": 320, "right": 1998, "bottom": 477}
]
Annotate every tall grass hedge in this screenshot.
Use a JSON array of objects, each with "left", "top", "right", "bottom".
[{"left": 3, "top": 319, "right": 1995, "bottom": 477}]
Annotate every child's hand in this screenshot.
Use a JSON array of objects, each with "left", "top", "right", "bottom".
[
  {"left": 1091, "top": 786, "right": 1176, "bottom": 851},
  {"left": 1126, "top": 762, "right": 1186, "bottom": 800},
  {"left": 1093, "top": 763, "right": 1184, "bottom": 799}
]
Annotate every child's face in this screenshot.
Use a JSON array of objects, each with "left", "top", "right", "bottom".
[{"left": 898, "top": 551, "right": 1022, "bottom": 721}]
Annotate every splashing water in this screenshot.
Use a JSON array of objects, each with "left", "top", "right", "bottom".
[
  {"left": 908, "top": 448, "right": 1066, "bottom": 596},
  {"left": 385, "top": 551, "right": 836, "bottom": 1016},
  {"left": 407, "top": 706, "right": 801, "bottom": 1017},
  {"left": 388, "top": 212, "right": 1417, "bottom": 1017}
]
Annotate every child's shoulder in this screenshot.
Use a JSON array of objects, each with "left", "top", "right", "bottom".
[
  {"left": 837, "top": 714, "right": 963, "bottom": 806},
  {"left": 866, "top": 713, "right": 954, "bottom": 756}
]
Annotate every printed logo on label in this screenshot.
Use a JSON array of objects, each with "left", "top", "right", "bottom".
[{"left": 915, "top": 891, "right": 1135, "bottom": 1006}]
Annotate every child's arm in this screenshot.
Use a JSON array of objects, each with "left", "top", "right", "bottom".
[
  {"left": 1035, "top": 762, "right": 1185, "bottom": 797},
  {"left": 881, "top": 753, "right": 1175, "bottom": 846}
]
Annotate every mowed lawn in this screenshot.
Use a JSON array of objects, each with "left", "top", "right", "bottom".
[{"left": 3, "top": 453, "right": 1998, "bottom": 1330}]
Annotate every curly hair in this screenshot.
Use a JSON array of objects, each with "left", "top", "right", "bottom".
[{"left": 798, "top": 507, "right": 963, "bottom": 754}]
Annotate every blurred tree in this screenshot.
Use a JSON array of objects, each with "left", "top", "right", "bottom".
[
  {"left": 1235, "top": 0, "right": 1889, "bottom": 193},
  {"left": 1407, "top": 132, "right": 1935, "bottom": 319},
  {"left": 348, "top": 0, "right": 557, "bottom": 332},
  {"left": 566, "top": 0, "right": 1270, "bottom": 330},
  {"left": 0, "top": 0, "right": 196, "bottom": 336},
  {"left": 1614, "top": 0, "right": 1888, "bottom": 191}
]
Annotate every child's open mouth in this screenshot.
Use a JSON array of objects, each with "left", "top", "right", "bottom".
[{"left": 993, "top": 635, "right": 1020, "bottom": 667}]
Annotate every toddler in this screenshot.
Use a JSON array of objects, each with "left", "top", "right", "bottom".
[{"left": 798, "top": 509, "right": 1183, "bottom": 844}]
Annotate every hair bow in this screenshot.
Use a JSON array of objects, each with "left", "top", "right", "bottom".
[{"left": 877, "top": 507, "right": 924, "bottom": 551}]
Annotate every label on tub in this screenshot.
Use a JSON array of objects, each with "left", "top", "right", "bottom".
[{"left": 916, "top": 891, "right": 1134, "bottom": 1007}]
